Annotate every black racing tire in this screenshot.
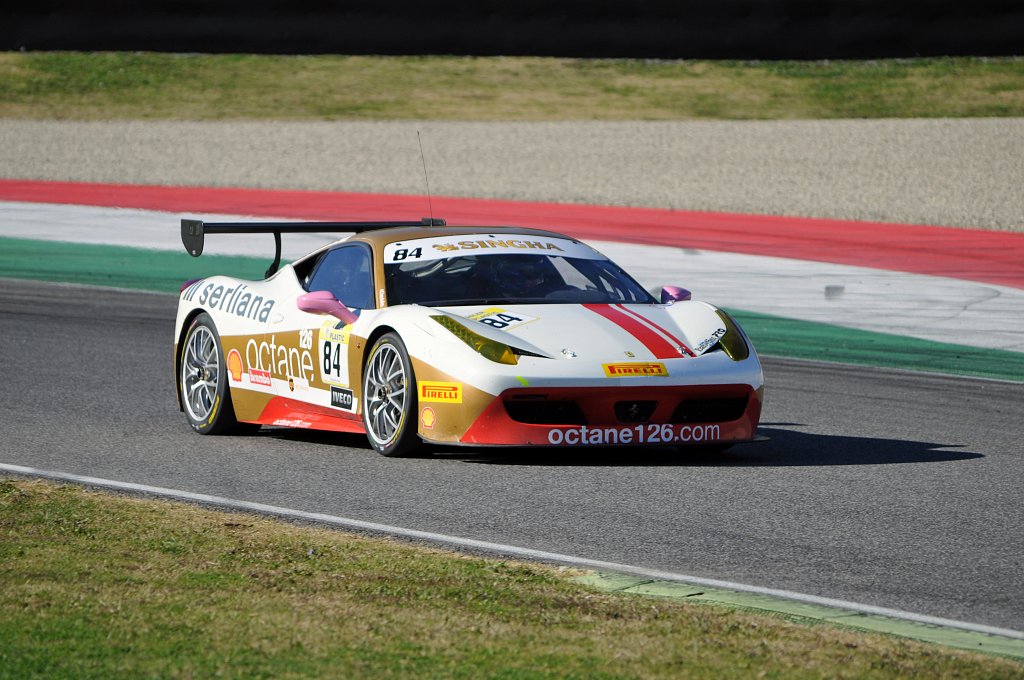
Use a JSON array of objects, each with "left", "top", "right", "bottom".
[
  {"left": 179, "top": 313, "right": 257, "bottom": 435},
  {"left": 362, "top": 332, "right": 421, "bottom": 457}
]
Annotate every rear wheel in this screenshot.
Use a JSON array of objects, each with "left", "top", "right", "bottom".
[
  {"left": 362, "top": 333, "right": 420, "bottom": 457},
  {"left": 179, "top": 313, "right": 256, "bottom": 435}
]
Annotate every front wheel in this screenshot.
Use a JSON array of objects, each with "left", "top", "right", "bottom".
[
  {"left": 362, "top": 333, "right": 421, "bottom": 457},
  {"left": 179, "top": 313, "right": 255, "bottom": 435}
]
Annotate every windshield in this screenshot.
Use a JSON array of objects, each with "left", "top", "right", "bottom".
[{"left": 384, "top": 235, "right": 655, "bottom": 306}]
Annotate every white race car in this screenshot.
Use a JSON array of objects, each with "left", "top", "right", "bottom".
[{"left": 175, "top": 218, "right": 763, "bottom": 456}]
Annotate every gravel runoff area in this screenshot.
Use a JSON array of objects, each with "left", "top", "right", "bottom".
[{"left": 1, "top": 118, "right": 1021, "bottom": 231}]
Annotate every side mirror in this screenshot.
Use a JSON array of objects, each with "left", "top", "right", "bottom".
[
  {"left": 660, "top": 286, "right": 692, "bottom": 303},
  {"left": 297, "top": 290, "right": 359, "bottom": 325}
]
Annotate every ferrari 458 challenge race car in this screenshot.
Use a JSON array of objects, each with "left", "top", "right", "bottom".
[{"left": 174, "top": 218, "right": 763, "bottom": 456}]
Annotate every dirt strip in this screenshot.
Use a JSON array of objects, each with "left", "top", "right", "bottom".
[{"left": 1, "top": 119, "right": 1021, "bottom": 232}]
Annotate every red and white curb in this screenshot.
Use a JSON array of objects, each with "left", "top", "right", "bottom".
[{"left": 3, "top": 200, "right": 1023, "bottom": 353}]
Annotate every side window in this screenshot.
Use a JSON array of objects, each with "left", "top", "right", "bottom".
[
  {"left": 305, "top": 245, "right": 374, "bottom": 309},
  {"left": 293, "top": 250, "right": 325, "bottom": 285}
]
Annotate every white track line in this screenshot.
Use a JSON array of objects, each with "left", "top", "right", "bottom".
[{"left": 4, "top": 463, "right": 1021, "bottom": 641}]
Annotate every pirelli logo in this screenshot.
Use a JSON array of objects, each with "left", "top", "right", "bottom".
[
  {"left": 602, "top": 362, "right": 669, "bottom": 377},
  {"left": 420, "top": 381, "right": 463, "bottom": 404}
]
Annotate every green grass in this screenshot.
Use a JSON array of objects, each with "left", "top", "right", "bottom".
[
  {"left": 2, "top": 478, "right": 1021, "bottom": 679},
  {"left": 1, "top": 52, "right": 1023, "bottom": 120}
]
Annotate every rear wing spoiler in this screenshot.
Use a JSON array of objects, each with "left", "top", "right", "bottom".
[{"left": 181, "top": 217, "right": 445, "bottom": 277}]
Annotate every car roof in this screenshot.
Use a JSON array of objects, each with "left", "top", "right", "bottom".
[
  {"left": 293, "top": 225, "right": 582, "bottom": 264},
  {"left": 347, "top": 225, "right": 576, "bottom": 250},
  {"left": 287, "top": 225, "right": 600, "bottom": 282}
]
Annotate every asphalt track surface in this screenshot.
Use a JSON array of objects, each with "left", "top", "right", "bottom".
[{"left": 2, "top": 279, "right": 1021, "bottom": 631}]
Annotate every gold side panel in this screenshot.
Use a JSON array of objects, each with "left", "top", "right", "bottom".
[
  {"left": 229, "top": 388, "right": 277, "bottom": 422},
  {"left": 410, "top": 358, "right": 496, "bottom": 443},
  {"left": 346, "top": 333, "right": 367, "bottom": 409},
  {"left": 219, "top": 332, "right": 319, "bottom": 422}
]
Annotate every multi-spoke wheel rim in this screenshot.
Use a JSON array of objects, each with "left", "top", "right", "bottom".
[
  {"left": 364, "top": 343, "right": 407, "bottom": 446},
  {"left": 181, "top": 325, "right": 220, "bottom": 423}
]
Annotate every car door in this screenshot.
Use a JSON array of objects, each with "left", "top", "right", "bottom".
[{"left": 283, "top": 243, "right": 375, "bottom": 415}]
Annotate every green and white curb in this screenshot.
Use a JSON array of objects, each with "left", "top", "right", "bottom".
[
  {"left": 2, "top": 202, "right": 1023, "bottom": 381},
  {"left": 607, "top": 240, "right": 1024, "bottom": 354},
  {"left": 577, "top": 572, "right": 1024, "bottom": 660}
]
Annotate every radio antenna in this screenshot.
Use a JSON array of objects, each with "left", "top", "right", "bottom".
[{"left": 417, "top": 130, "right": 435, "bottom": 225}]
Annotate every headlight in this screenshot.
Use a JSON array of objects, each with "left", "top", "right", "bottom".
[
  {"left": 431, "top": 315, "right": 519, "bottom": 365},
  {"left": 714, "top": 310, "right": 750, "bottom": 361}
]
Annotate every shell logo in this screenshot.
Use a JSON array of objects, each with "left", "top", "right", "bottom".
[
  {"left": 420, "top": 407, "right": 436, "bottom": 430},
  {"left": 227, "top": 349, "right": 243, "bottom": 382}
]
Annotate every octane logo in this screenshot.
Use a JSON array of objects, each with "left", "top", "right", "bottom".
[
  {"left": 245, "top": 335, "right": 315, "bottom": 383},
  {"left": 548, "top": 423, "right": 721, "bottom": 446},
  {"left": 602, "top": 362, "right": 669, "bottom": 377}
]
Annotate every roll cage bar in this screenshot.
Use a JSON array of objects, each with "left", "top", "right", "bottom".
[{"left": 181, "top": 217, "right": 446, "bottom": 278}]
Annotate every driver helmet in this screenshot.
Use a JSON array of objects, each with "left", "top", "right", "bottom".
[{"left": 504, "top": 255, "right": 550, "bottom": 295}]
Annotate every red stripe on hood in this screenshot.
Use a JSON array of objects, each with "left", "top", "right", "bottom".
[
  {"left": 583, "top": 304, "right": 681, "bottom": 359},
  {"left": 613, "top": 304, "right": 695, "bottom": 357}
]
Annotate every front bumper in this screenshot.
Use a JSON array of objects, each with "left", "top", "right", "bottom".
[{"left": 448, "top": 383, "right": 762, "bottom": 447}]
